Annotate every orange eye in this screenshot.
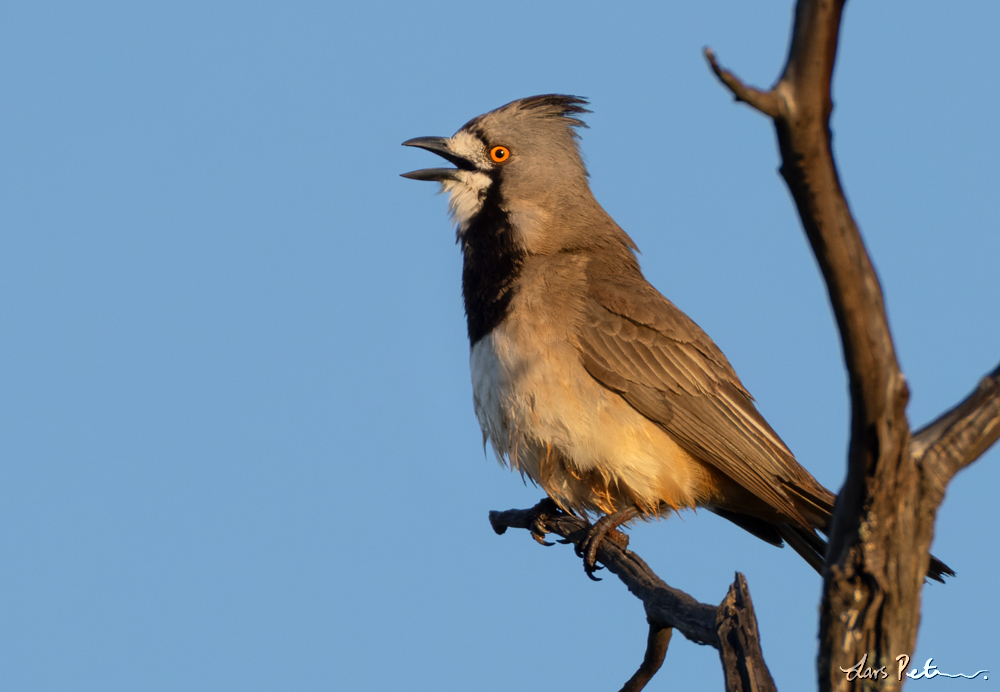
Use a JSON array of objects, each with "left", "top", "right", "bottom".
[{"left": 490, "top": 146, "right": 510, "bottom": 163}]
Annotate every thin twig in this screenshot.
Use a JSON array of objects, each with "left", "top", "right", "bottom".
[
  {"left": 619, "top": 624, "right": 672, "bottom": 692},
  {"left": 704, "top": 48, "right": 780, "bottom": 117}
]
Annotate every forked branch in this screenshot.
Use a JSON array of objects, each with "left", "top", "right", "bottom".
[
  {"left": 490, "top": 501, "right": 777, "bottom": 692},
  {"left": 706, "top": 1, "right": 1000, "bottom": 690}
]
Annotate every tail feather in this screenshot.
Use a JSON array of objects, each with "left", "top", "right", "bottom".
[
  {"left": 778, "top": 523, "right": 954, "bottom": 583},
  {"left": 777, "top": 524, "right": 827, "bottom": 574},
  {"left": 779, "top": 479, "right": 954, "bottom": 582},
  {"left": 712, "top": 508, "right": 955, "bottom": 583}
]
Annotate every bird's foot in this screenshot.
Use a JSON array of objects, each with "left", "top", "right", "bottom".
[
  {"left": 524, "top": 497, "right": 564, "bottom": 546},
  {"left": 578, "top": 507, "right": 640, "bottom": 581}
]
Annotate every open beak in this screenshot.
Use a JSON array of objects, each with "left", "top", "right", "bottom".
[{"left": 401, "top": 137, "right": 473, "bottom": 181}]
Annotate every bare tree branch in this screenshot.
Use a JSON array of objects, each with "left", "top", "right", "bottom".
[
  {"left": 490, "top": 501, "right": 776, "bottom": 692},
  {"left": 911, "top": 361, "right": 1000, "bottom": 477},
  {"left": 717, "top": 575, "right": 778, "bottom": 692},
  {"left": 706, "top": 1, "right": 999, "bottom": 691},
  {"left": 704, "top": 49, "right": 779, "bottom": 117},
  {"left": 619, "top": 624, "right": 672, "bottom": 692}
]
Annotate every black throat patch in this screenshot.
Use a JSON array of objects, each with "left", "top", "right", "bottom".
[{"left": 460, "top": 179, "right": 525, "bottom": 346}]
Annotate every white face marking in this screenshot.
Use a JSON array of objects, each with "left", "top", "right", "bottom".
[
  {"left": 439, "top": 131, "right": 493, "bottom": 232},
  {"left": 441, "top": 171, "right": 492, "bottom": 231}
]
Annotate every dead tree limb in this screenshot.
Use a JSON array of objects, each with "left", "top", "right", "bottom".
[
  {"left": 490, "top": 501, "right": 777, "bottom": 692},
  {"left": 706, "top": 1, "right": 1000, "bottom": 690},
  {"left": 910, "top": 361, "right": 1000, "bottom": 479}
]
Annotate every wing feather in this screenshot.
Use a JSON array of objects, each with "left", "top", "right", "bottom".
[{"left": 578, "top": 273, "right": 831, "bottom": 528}]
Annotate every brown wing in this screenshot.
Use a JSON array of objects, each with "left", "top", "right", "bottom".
[{"left": 577, "top": 272, "right": 833, "bottom": 529}]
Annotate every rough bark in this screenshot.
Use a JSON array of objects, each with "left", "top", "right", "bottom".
[{"left": 705, "top": 1, "right": 1000, "bottom": 690}]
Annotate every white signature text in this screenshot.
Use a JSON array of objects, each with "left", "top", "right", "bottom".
[{"left": 839, "top": 654, "right": 988, "bottom": 682}]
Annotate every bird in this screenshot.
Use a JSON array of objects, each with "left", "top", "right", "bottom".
[{"left": 401, "top": 94, "right": 952, "bottom": 582}]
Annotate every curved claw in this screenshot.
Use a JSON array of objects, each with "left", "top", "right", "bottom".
[
  {"left": 531, "top": 532, "right": 555, "bottom": 547},
  {"left": 584, "top": 555, "right": 606, "bottom": 580},
  {"left": 530, "top": 515, "right": 555, "bottom": 546},
  {"left": 526, "top": 497, "right": 563, "bottom": 547},
  {"left": 579, "top": 507, "right": 641, "bottom": 580}
]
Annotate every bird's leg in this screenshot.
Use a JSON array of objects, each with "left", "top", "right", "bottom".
[
  {"left": 580, "top": 506, "right": 640, "bottom": 581},
  {"left": 524, "top": 497, "right": 564, "bottom": 546}
]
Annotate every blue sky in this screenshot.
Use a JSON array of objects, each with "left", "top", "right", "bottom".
[{"left": 2, "top": 2, "right": 997, "bottom": 690}]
